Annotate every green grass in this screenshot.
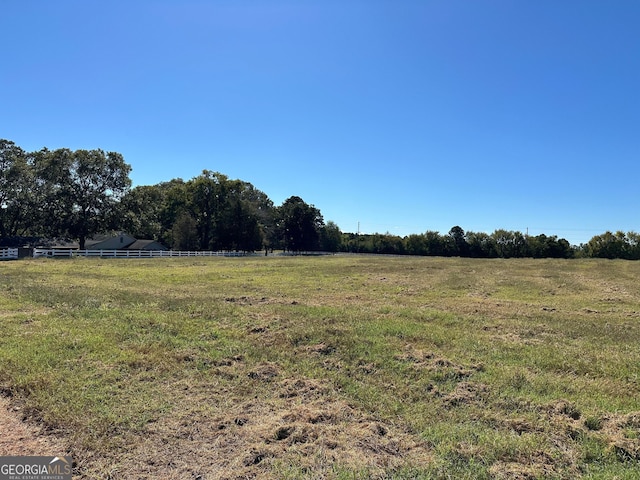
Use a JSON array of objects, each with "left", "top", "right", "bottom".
[{"left": 1, "top": 256, "right": 640, "bottom": 478}]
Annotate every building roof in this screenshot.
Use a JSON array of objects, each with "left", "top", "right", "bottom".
[
  {"left": 126, "top": 239, "right": 167, "bottom": 250},
  {"left": 45, "top": 234, "right": 166, "bottom": 250}
]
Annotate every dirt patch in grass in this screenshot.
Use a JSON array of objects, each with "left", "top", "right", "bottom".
[
  {"left": 246, "top": 362, "right": 281, "bottom": 382},
  {"left": 304, "top": 342, "right": 336, "bottom": 356},
  {"left": 442, "top": 382, "right": 490, "bottom": 407},
  {"left": 0, "top": 395, "right": 68, "bottom": 456},
  {"left": 395, "top": 346, "right": 484, "bottom": 379},
  {"left": 488, "top": 457, "right": 556, "bottom": 480},
  {"left": 595, "top": 411, "right": 640, "bottom": 462},
  {"left": 99, "top": 374, "right": 432, "bottom": 479},
  {"left": 489, "top": 401, "right": 640, "bottom": 477}
]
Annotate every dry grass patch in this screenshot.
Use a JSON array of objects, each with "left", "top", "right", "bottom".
[
  {"left": 0, "top": 396, "right": 68, "bottom": 457},
  {"left": 101, "top": 372, "right": 431, "bottom": 480}
]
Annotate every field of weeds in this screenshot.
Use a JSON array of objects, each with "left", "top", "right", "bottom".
[{"left": 1, "top": 255, "right": 639, "bottom": 478}]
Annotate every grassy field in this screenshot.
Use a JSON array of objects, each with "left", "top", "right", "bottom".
[{"left": 1, "top": 255, "right": 640, "bottom": 479}]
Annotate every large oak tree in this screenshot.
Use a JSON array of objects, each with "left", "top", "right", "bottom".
[
  {"left": 277, "top": 196, "right": 324, "bottom": 252},
  {"left": 40, "top": 147, "right": 132, "bottom": 248}
]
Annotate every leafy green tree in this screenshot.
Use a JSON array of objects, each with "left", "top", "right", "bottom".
[
  {"left": 120, "top": 173, "right": 272, "bottom": 252},
  {"left": 171, "top": 212, "right": 199, "bottom": 250},
  {"left": 356, "top": 233, "right": 405, "bottom": 254},
  {"left": 183, "top": 172, "right": 268, "bottom": 251},
  {"left": 556, "top": 238, "right": 574, "bottom": 258},
  {"left": 225, "top": 197, "right": 263, "bottom": 251},
  {"left": 187, "top": 171, "right": 228, "bottom": 249},
  {"left": 405, "top": 234, "right": 428, "bottom": 256},
  {"left": 46, "top": 148, "right": 132, "bottom": 248},
  {"left": 156, "top": 179, "right": 189, "bottom": 245},
  {"left": 625, "top": 231, "right": 640, "bottom": 260},
  {"left": 341, "top": 232, "right": 360, "bottom": 253},
  {"left": 0, "top": 140, "right": 33, "bottom": 238},
  {"left": 585, "top": 231, "right": 629, "bottom": 259},
  {"left": 277, "top": 196, "right": 324, "bottom": 252},
  {"left": 527, "top": 234, "right": 546, "bottom": 258},
  {"left": 423, "top": 231, "right": 446, "bottom": 256},
  {"left": 357, "top": 234, "right": 374, "bottom": 253},
  {"left": 492, "top": 229, "right": 527, "bottom": 258},
  {"left": 218, "top": 179, "right": 269, "bottom": 251},
  {"left": 237, "top": 180, "right": 275, "bottom": 247},
  {"left": 28, "top": 148, "right": 71, "bottom": 239},
  {"left": 384, "top": 234, "right": 405, "bottom": 254},
  {"left": 527, "top": 234, "right": 574, "bottom": 258},
  {"left": 447, "top": 225, "right": 468, "bottom": 256},
  {"left": 120, "top": 185, "right": 166, "bottom": 240},
  {"left": 320, "top": 221, "right": 342, "bottom": 252},
  {"left": 466, "top": 231, "right": 497, "bottom": 258}
]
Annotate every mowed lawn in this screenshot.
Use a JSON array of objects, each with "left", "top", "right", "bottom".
[{"left": 1, "top": 256, "right": 639, "bottom": 479}]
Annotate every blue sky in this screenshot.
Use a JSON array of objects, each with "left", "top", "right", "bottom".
[{"left": 2, "top": 1, "right": 639, "bottom": 245}]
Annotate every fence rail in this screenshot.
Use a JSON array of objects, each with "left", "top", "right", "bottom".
[
  {"left": 33, "top": 249, "right": 251, "bottom": 259},
  {"left": 0, "top": 248, "right": 18, "bottom": 260}
]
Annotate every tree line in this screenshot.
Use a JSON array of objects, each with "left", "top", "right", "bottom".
[
  {"left": 343, "top": 227, "right": 574, "bottom": 258},
  {"left": 342, "top": 228, "right": 640, "bottom": 260},
  {"left": 1, "top": 139, "right": 638, "bottom": 259},
  {"left": 0, "top": 139, "right": 332, "bottom": 252}
]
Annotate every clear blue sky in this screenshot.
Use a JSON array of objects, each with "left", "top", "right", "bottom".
[{"left": 2, "top": 1, "right": 639, "bottom": 245}]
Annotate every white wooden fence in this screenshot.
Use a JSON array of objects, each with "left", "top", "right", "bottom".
[
  {"left": 33, "top": 249, "right": 251, "bottom": 259},
  {"left": 0, "top": 248, "right": 18, "bottom": 260}
]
